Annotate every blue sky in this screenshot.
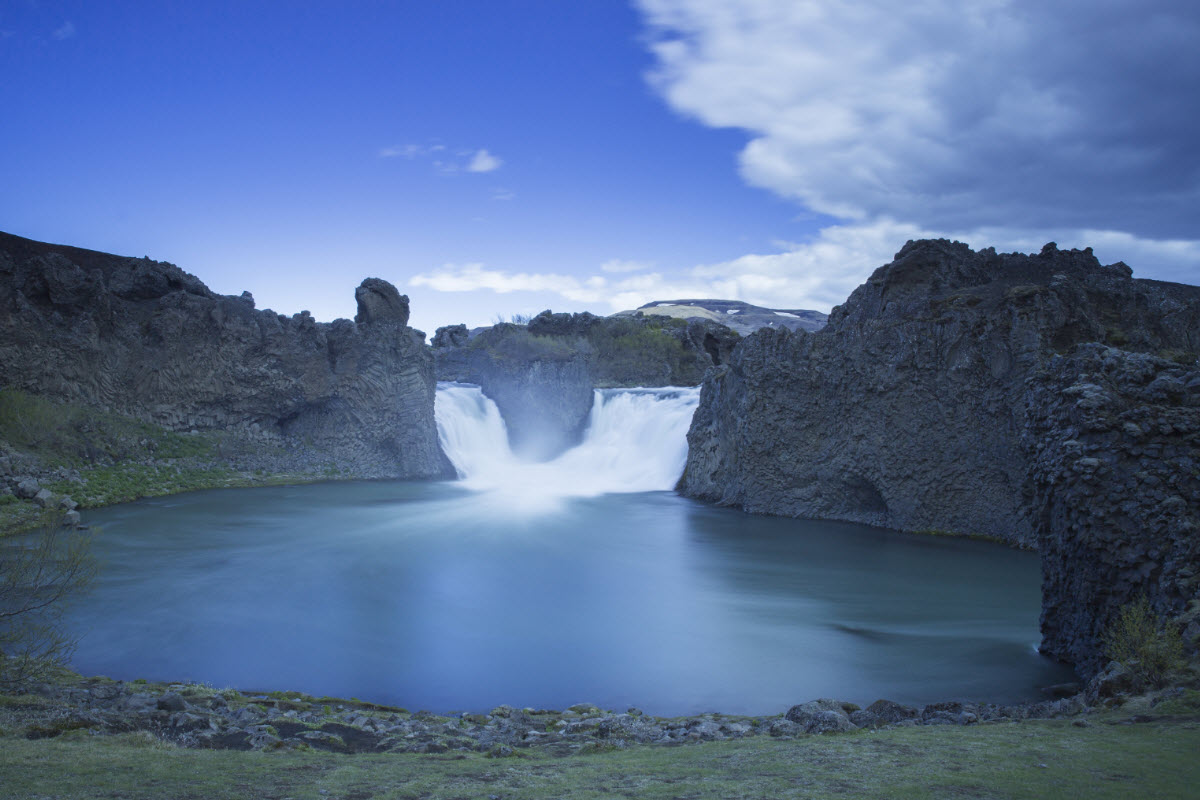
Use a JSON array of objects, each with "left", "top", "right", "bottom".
[{"left": 2, "top": 1, "right": 1198, "bottom": 335}]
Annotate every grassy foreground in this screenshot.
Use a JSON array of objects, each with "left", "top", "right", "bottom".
[{"left": 3, "top": 711, "right": 1198, "bottom": 799}]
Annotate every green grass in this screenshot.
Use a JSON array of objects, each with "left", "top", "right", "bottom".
[
  {"left": 1, "top": 715, "right": 1197, "bottom": 799},
  {"left": 44, "top": 464, "right": 240, "bottom": 507},
  {"left": 0, "top": 388, "right": 216, "bottom": 468},
  {"left": 0, "top": 389, "right": 351, "bottom": 517},
  {"left": 0, "top": 497, "right": 46, "bottom": 533}
]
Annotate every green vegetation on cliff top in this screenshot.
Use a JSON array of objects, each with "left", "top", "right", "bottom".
[{"left": 472, "top": 314, "right": 714, "bottom": 387}]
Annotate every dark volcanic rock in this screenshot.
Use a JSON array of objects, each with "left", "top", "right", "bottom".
[
  {"left": 0, "top": 231, "right": 453, "bottom": 479},
  {"left": 354, "top": 277, "right": 410, "bottom": 327},
  {"left": 437, "top": 322, "right": 595, "bottom": 461},
  {"left": 678, "top": 239, "right": 1200, "bottom": 675},
  {"left": 1025, "top": 345, "right": 1199, "bottom": 674},
  {"left": 432, "top": 323, "right": 469, "bottom": 348}
]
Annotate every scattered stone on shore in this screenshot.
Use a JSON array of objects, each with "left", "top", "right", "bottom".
[{"left": 1, "top": 675, "right": 1108, "bottom": 755}]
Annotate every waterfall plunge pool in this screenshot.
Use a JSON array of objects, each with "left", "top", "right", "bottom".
[{"left": 66, "top": 384, "right": 1074, "bottom": 716}]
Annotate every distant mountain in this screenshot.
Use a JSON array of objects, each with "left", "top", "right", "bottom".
[{"left": 613, "top": 299, "right": 827, "bottom": 336}]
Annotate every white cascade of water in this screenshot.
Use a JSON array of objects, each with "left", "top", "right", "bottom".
[{"left": 434, "top": 382, "right": 699, "bottom": 508}]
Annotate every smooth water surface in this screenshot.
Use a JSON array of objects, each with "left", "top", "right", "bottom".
[{"left": 71, "top": 481, "right": 1073, "bottom": 715}]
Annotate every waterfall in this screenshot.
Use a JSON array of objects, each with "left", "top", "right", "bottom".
[{"left": 435, "top": 382, "right": 699, "bottom": 507}]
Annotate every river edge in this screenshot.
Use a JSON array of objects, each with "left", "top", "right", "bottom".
[{"left": 5, "top": 663, "right": 1196, "bottom": 757}]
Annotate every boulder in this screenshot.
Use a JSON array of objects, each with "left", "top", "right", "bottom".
[
  {"left": 15, "top": 477, "right": 40, "bottom": 499},
  {"left": 784, "top": 699, "right": 857, "bottom": 734},
  {"left": 849, "top": 699, "right": 920, "bottom": 728}
]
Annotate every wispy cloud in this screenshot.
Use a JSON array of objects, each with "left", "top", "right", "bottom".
[
  {"left": 466, "top": 149, "right": 502, "bottom": 173},
  {"left": 600, "top": 259, "right": 653, "bottom": 274},
  {"left": 491, "top": 187, "right": 516, "bottom": 201},
  {"left": 380, "top": 142, "right": 503, "bottom": 174},
  {"left": 51, "top": 21, "right": 75, "bottom": 41},
  {"left": 378, "top": 143, "right": 445, "bottom": 159}
]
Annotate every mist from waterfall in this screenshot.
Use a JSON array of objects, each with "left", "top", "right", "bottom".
[{"left": 435, "top": 382, "right": 699, "bottom": 508}]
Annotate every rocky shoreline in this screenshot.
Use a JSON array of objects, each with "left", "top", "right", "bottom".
[{"left": 7, "top": 665, "right": 1177, "bottom": 757}]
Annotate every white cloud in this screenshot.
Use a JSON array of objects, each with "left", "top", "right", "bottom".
[
  {"left": 491, "top": 187, "right": 516, "bottom": 201},
  {"left": 636, "top": 0, "right": 1200, "bottom": 243},
  {"left": 379, "top": 143, "right": 503, "bottom": 174},
  {"left": 410, "top": 220, "right": 1200, "bottom": 321},
  {"left": 411, "top": 264, "right": 602, "bottom": 301},
  {"left": 600, "top": 259, "right": 653, "bottom": 274},
  {"left": 379, "top": 144, "right": 427, "bottom": 159},
  {"left": 51, "top": 21, "right": 75, "bottom": 40},
  {"left": 467, "top": 149, "right": 503, "bottom": 173}
]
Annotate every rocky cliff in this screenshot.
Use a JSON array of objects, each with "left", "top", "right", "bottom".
[
  {"left": 0, "top": 232, "right": 453, "bottom": 479},
  {"left": 679, "top": 239, "right": 1199, "bottom": 674},
  {"left": 1025, "top": 345, "right": 1198, "bottom": 674}
]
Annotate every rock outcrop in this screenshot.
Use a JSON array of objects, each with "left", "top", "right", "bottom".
[
  {"left": 0, "top": 231, "right": 453, "bottom": 479},
  {"left": 678, "top": 239, "right": 1199, "bottom": 675},
  {"left": 1025, "top": 345, "right": 1199, "bottom": 674},
  {"left": 451, "top": 322, "right": 596, "bottom": 462}
]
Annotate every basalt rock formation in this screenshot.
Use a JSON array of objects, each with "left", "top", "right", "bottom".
[
  {"left": 433, "top": 309, "right": 738, "bottom": 460},
  {"left": 679, "top": 239, "right": 1199, "bottom": 675},
  {"left": 0, "top": 231, "right": 453, "bottom": 479},
  {"left": 439, "top": 321, "right": 596, "bottom": 462},
  {"left": 1025, "top": 345, "right": 1199, "bottom": 674}
]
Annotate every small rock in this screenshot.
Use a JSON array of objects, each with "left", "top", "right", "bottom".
[
  {"left": 170, "top": 711, "right": 214, "bottom": 731},
  {"left": 862, "top": 699, "right": 919, "bottom": 724},
  {"left": 33, "top": 488, "right": 55, "bottom": 507},
  {"left": 157, "top": 692, "right": 188, "bottom": 712}
]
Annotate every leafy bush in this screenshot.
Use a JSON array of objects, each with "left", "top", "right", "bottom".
[{"left": 1103, "top": 596, "right": 1185, "bottom": 690}]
